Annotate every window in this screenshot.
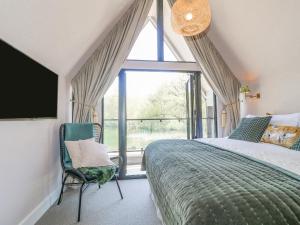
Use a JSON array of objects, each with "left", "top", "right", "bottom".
[
  {"left": 127, "top": 21, "right": 158, "bottom": 61},
  {"left": 102, "top": 0, "right": 217, "bottom": 178}
]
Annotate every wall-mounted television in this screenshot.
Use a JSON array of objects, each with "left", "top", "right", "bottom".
[{"left": 0, "top": 40, "right": 58, "bottom": 119}]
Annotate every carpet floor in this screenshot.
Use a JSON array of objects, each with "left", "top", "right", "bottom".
[{"left": 36, "top": 179, "right": 162, "bottom": 225}]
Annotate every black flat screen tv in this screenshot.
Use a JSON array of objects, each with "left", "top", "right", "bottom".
[{"left": 0, "top": 40, "right": 58, "bottom": 119}]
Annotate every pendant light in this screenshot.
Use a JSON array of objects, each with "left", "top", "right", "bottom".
[{"left": 171, "top": 0, "right": 212, "bottom": 36}]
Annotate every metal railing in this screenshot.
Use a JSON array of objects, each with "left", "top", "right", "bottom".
[
  {"left": 104, "top": 117, "right": 214, "bottom": 122},
  {"left": 104, "top": 117, "right": 215, "bottom": 153}
]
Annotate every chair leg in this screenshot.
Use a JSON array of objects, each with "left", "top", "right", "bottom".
[
  {"left": 77, "top": 183, "right": 85, "bottom": 222},
  {"left": 114, "top": 175, "right": 123, "bottom": 199},
  {"left": 57, "top": 174, "right": 68, "bottom": 205}
]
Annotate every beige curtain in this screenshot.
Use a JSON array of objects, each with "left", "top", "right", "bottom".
[
  {"left": 72, "top": 0, "right": 153, "bottom": 123},
  {"left": 186, "top": 35, "right": 241, "bottom": 136},
  {"left": 168, "top": 0, "right": 241, "bottom": 136}
]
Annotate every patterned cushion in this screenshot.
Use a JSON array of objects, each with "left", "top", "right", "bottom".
[
  {"left": 291, "top": 138, "right": 300, "bottom": 150},
  {"left": 78, "top": 165, "right": 116, "bottom": 184},
  {"left": 261, "top": 125, "right": 300, "bottom": 148},
  {"left": 229, "top": 116, "right": 271, "bottom": 142}
]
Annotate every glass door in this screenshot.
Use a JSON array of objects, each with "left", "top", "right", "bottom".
[
  {"left": 185, "top": 73, "right": 218, "bottom": 139},
  {"left": 103, "top": 70, "right": 218, "bottom": 178},
  {"left": 122, "top": 70, "right": 191, "bottom": 176}
]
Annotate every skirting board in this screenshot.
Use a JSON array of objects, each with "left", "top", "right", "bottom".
[{"left": 18, "top": 185, "right": 60, "bottom": 225}]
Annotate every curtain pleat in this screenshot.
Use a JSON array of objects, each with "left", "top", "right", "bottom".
[
  {"left": 72, "top": 0, "right": 153, "bottom": 123},
  {"left": 168, "top": 0, "right": 241, "bottom": 136}
]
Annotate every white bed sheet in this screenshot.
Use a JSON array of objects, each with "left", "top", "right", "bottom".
[{"left": 197, "top": 138, "right": 300, "bottom": 176}]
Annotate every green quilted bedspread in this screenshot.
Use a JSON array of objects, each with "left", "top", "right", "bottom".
[{"left": 143, "top": 139, "right": 300, "bottom": 225}]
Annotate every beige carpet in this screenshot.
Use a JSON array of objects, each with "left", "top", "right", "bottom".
[{"left": 37, "top": 179, "right": 162, "bottom": 225}]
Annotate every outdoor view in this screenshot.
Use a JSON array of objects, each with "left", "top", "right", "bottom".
[
  {"left": 103, "top": 71, "right": 216, "bottom": 174},
  {"left": 103, "top": 71, "right": 191, "bottom": 174},
  {"left": 126, "top": 71, "right": 190, "bottom": 151},
  {"left": 102, "top": 1, "right": 216, "bottom": 175}
]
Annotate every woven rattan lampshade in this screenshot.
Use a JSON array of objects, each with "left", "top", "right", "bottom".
[{"left": 171, "top": 0, "right": 211, "bottom": 36}]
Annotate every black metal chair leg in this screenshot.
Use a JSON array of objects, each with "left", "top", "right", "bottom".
[
  {"left": 78, "top": 183, "right": 85, "bottom": 222},
  {"left": 114, "top": 175, "right": 123, "bottom": 199},
  {"left": 57, "top": 174, "right": 68, "bottom": 205}
]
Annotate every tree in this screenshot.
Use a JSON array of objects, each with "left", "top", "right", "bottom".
[{"left": 138, "top": 76, "right": 187, "bottom": 119}]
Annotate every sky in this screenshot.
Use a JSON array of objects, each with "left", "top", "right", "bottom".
[
  {"left": 104, "top": 19, "right": 214, "bottom": 103},
  {"left": 106, "top": 21, "right": 189, "bottom": 98},
  {"left": 106, "top": 71, "right": 189, "bottom": 98}
]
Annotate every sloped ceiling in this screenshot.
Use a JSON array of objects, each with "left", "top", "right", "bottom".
[
  {"left": 207, "top": 0, "right": 300, "bottom": 84},
  {"left": 0, "top": 0, "right": 134, "bottom": 76},
  {"left": 1, "top": 0, "right": 299, "bottom": 84}
]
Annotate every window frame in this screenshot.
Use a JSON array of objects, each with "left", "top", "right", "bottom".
[{"left": 102, "top": 0, "right": 218, "bottom": 179}]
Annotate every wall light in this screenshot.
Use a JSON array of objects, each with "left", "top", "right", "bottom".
[{"left": 240, "top": 85, "right": 261, "bottom": 99}]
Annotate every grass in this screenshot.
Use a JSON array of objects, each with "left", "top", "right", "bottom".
[{"left": 103, "top": 123, "right": 187, "bottom": 152}]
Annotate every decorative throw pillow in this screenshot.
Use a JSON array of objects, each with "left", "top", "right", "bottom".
[
  {"left": 78, "top": 140, "right": 113, "bottom": 168},
  {"left": 261, "top": 125, "right": 300, "bottom": 148},
  {"left": 64, "top": 140, "right": 82, "bottom": 168},
  {"left": 65, "top": 138, "right": 113, "bottom": 169},
  {"left": 229, "top": 116, "right": 271, "bottom": 143},
  {"left": 291, "top": 138, "right": 300, "bottom": 150}
]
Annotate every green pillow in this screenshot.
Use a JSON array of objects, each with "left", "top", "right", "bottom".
[
  {"left": 291, "top": 138, "right": 300, "bottom": 150},
  {"left": 229, "top": 116, "right": 271, "bottom": 143}
]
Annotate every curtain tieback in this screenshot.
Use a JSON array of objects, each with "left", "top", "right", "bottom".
[
  {"left": 70, "top": 100, "right": 95, "bottom": 110},
  {"left": 224, "top": 101, "right": 238, "bottom": 108}
]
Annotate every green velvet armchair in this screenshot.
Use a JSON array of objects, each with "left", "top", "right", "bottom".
[{"left": 57, "top": 123, "right": 123, "bottom": 222}]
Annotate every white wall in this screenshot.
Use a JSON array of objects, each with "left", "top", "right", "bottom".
[
  {"left": 240, "top": 74, "right": 300, "bottom": 117},
  {"left": 207, "top": 0, "right": 300, "bottom": 116},
  {"left": 0, "top": 76, "right": 70, "bottom": 225},
  {"left": 0, "top": 0, "right": 134, "bottom": 77}
]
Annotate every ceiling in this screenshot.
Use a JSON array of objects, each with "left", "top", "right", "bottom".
[
  {"left": 1, "top": 0, "right": 299, "bottom": 83},
  {"left": 0, "top": 0, "right": 134, "bottom": 76},
  {"left": 207, "top": 0, "right": 300, "bottom": 83}
]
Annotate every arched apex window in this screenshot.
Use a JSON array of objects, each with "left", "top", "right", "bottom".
[{"left": 127, "top": 0, "right": 195, "bottom": 62}]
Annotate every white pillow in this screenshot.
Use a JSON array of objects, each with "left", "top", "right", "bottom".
[
  {"left": 270, "top": 113, "right": 300, "bottom": 127},
  {"left": 64, "top": 140, "right": 82, "bottom": 168},
  {"left": 245, "top": 115, "right": 257, "bottom": 118},
  {"left": 245, "top": 113, "right": 300, "bottom": 126},
  {"left": 79, "top": 140, "right": 113, "bottom": 168}
]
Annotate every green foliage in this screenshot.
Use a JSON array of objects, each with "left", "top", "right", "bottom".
[{"left": 138, "top": 76, "right": 187, "bottom": 119}]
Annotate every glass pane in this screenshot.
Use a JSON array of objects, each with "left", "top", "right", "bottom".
[
  {"left": 164, "top": 41, "right": 179, "bottom": 61},
  {"left": 127, "top": 119, "right": 187, "bottom": 151},
  {"left": 163, "top": 0, "right": 196, "bottom": 62},
  {"left": 201, "top": 76, "right": 216, "bottom": 138},
  {"left": 126, "top": 71, "right": 190, "bottom": 174},
  {"left": 103, "top": 78, "right": 119, "bottom": 153},
  {"left": 127, "top": 1, "right": 158, "bottom": 61}
]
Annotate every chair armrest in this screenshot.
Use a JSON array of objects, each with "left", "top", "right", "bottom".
[{"left": 110, "top": 155, "right": 123, "bottom": 168}]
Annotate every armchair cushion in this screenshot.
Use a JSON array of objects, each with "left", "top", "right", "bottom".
[
  {"left": 65, "top": 139, "right": 114, "bottom": 168},
  {"left": 78, "top": 165, "right": 116, "bottom": 184},
  {"left": 63, "top": 123, "right": 94, "bottom": 167},
  {"left": 79, "top": 140, "right": 114, "bottom": 167},
  {"left": 64, "top": 140, "right": 82, "bottom": 168}
]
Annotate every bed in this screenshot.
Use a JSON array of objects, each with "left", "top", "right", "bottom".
[{"left": 143, "top": 138, "right": 300, "bottom": 225}]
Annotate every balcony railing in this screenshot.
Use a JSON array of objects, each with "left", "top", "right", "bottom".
[{"left": 103, "top": 117, "right": 215, "bottom": 153}]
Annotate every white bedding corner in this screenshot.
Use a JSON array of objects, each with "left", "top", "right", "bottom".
[{"left": 196, "top": 138, "right": 300, "bottom": 176}]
